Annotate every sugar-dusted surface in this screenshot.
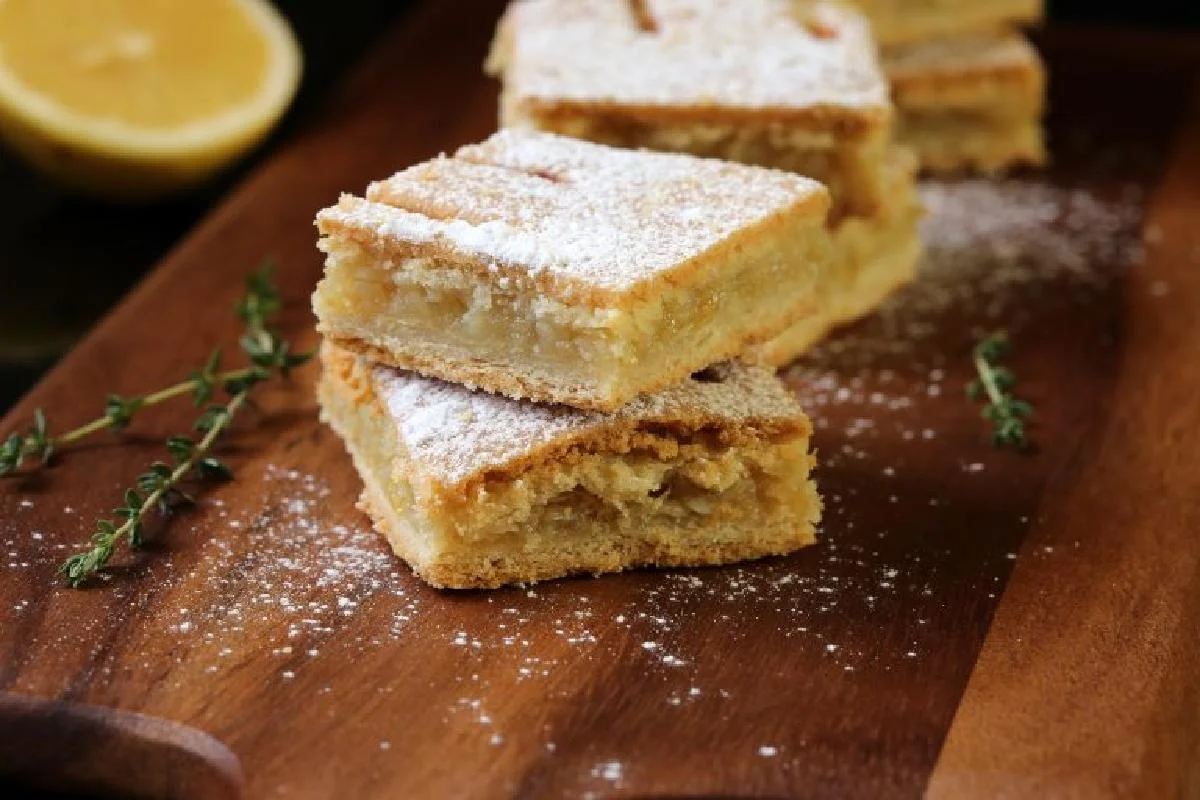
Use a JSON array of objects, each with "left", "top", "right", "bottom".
[
  {"left": 495, "top": 0, "right": 889, "bottom": 120},
  {"left": 319, "top": 129, "right": 826, "bottom": 295},
  {"left": 374, "top": 357, "right": 806, "bottom": 489}
]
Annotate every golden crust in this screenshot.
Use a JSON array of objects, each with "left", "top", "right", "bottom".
[
  {"left": 315, "top": 129, "right": 829, "bottom": 309},
  {"left": 883, "top": 31, "right": 1046, "bottom": 115},
  {"left": 490, "top": 0, "right": 892, "bottom": 138},
  {"left": 358, "top": 483, "right": 818, "bottom": 590},
  {"left": 320, "top": 343, "right": 811, "bottom": 499},
  {"left": 517, "top": 98, "right": 891, "bottom": 140}
]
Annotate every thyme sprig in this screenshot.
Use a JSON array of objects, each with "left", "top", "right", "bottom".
[
  {"left": 967, "top": 332, "right": 1033, "bottom": 450},
  {"left": 58, "top": 392, "right": 249, "bottom": 587},
  {"left": 0, "top": 358, "right": 264, "bottom": 477},
  {"left": 0, "top": 262, "right": 309, "bottom": 586}
]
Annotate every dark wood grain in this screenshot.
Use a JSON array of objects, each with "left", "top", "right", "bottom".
[
  {"left": 0, "top": 692, "right": 243, "bottom": 800},
  {"left": 0, "top": 3, "right": 1197, "bottom": 798},
  {"left": 927, "top": 46, "right": 1200, "bottom": 798}
]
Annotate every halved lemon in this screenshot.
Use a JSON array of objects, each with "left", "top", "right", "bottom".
[{"left": 0, "top": 0, "right": 302, "bottom": 199}]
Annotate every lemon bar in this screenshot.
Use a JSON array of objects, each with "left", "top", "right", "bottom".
[
  {"left": 884, "top": 31, "right": 1046, "bottom": 174},
  {"left": 843, "top": 0, "right": 1043, "bottom": 46},
  {"left": 487, "top": 0, "right": 894, "bottom": 220},
  {"left": 318, "top": 344, "right": 822, "bottom": 589},
  {"left": 314, "top": 129, "right": 831, "bottom": 412}
]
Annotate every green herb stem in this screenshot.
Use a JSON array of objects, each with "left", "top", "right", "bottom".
[
  {"left": 973, "top": 351, "right": 1010, "bottom": 413},
  {"left": 6, "top": 260, "right": 317, "bottom": 587},
  {"left": 967, "top": 332, "right": 1033, "bottom": 450},
  {"left": 54, "top": 367, "right": 259, "bottom": 446},
  {"left": 58, "top": 389, "right": 249, "bottom": 587}
]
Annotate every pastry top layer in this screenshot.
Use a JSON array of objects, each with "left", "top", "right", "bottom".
[
  {"left": 326, "top": 345, "right": 809, "bottom": 493},
  {"left": 884, "top": 32, "right": 1045, "bottom": 111},
  {"left": 884, "top": 31, "right": 1042, "bottom": 85},
  {"left": 490, "top": 0, "right": 890, "bottom": 133},
  {"left": 316, "top": 128, "right": 828, "bottom": 302},
  {"left": 847, "top": 0, "right": 1044, "bottom": 46}
]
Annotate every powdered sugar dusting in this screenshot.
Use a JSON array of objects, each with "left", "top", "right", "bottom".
[
  {"left": 785, "top": 178, "right": 1143, "bottom": 375},
  {"left": 319, "top": 128, "right": 825, "bottom": 294},
  {"left": 373, "top": 358, "right": 805, "bottom": 488},
  {"left": 497, "top": 0, "right": 888, "bottom": 117},
  {"left": 1, "top": 467, "right": 418, "bottom": 693}
]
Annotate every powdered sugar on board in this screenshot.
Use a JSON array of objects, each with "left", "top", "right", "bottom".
[{"left": 786, "top": 178, "right": 1144, "bottom": 376}]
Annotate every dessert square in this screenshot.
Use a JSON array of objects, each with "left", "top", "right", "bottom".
[
  {"left": 884, "top": 32, "right": 1047, "bottom": 173},
  {"left": 314, "top": 128, "right": 831, "bottom": 412},
  {"left": 318, "top": 344, "right": 822, "bottom": 589},
  {"left": 845, "top": 0, "right": 1044, "bottom": 46},
  {"left": 487, "top": 0, "right": 894, "bottom": 219},
  {"left": 752, "top": 149, "right": 923, "bottom": 365}
]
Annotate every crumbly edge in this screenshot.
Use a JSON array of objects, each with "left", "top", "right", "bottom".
[
  {"left": 359, "top": 482, "right": 820, "bottom": 590},
  {"left": 326, "top": 385, "right": 819, "bottom": 590}
]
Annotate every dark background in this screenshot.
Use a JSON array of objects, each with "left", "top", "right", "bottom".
[
  {"left": 1057, "top": 0, "right": 1198, "bottom": 26},
  {"left": 0, "top": 0, "right": 1197, "bottom": 413}
]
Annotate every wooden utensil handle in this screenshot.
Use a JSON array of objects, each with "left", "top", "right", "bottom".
[{"left": 0, "top": 692, "right": 244, "bottom": 800}]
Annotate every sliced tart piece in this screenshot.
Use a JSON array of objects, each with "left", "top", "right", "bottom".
[
  {"left": 314, "top": 128, "right": 831, "bottom": 411},
  {"left": 487, "top": 0, "right": 896, "bottom": 220},
  {"left": 884, "top": 31, "right": 1047, "bottom": 174},
  {"left": 318, "top": 344, "right": 822, "bottom": 589}
]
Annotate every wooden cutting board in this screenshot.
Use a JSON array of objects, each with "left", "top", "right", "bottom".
[{"left": 2, "top": 3, "right": 1198, "bottom": 797}]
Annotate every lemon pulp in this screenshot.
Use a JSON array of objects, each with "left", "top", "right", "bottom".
[{"left": 0, "top": 0, "right": 302, "bottom": 199}]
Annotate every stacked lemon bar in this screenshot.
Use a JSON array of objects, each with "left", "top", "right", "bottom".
[
  {"left": 849, "top": 0, "right": 1048, "bottom": 173},
  {"left": 486, "top": 0, "right": 924, "bottom": 365},
  {"left": 314, "top": 130, "right": 830, "bottom": 588}
]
